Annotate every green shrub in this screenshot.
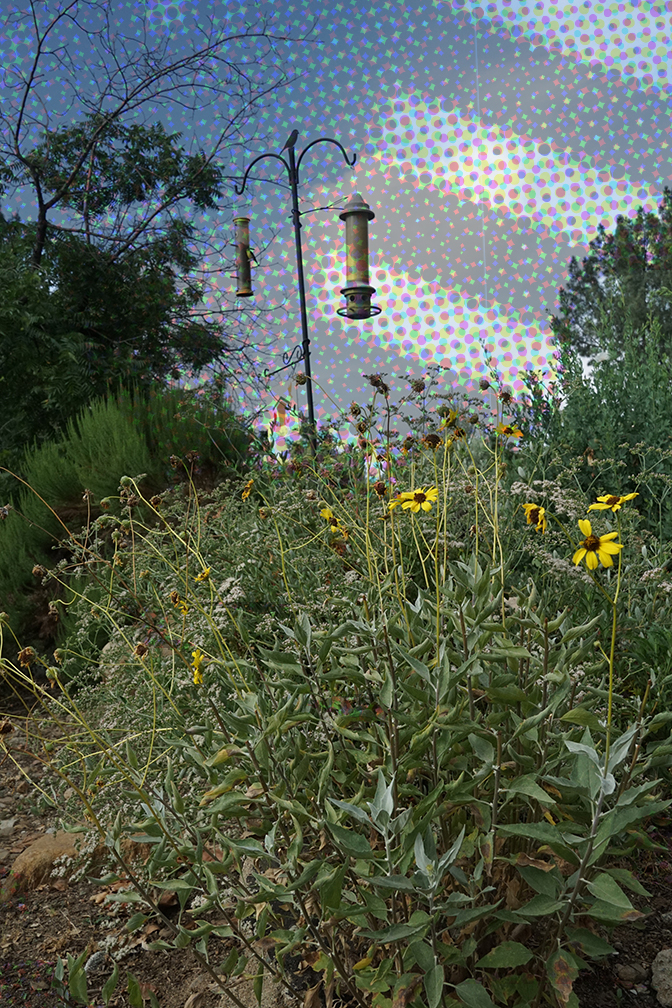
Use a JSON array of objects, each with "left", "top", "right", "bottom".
[{"left": 3, "top": 377, "right": 668, "bottom": 1008}]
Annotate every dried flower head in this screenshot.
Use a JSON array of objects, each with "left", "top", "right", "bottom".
[
  {"left": 363, "top": 373, "right": 390, "bottom": 395},
  {"left": 410, "top": 378, "right": 425, "bottom": 394},
  {"left": 169, "top": 455, "right": 181, "bottom": 469},
  {"left": 185, "top": 451, "right": 200, "bottom": 464},
  {"left": 423, "top": 433, "right": 443, "bottom": 450},
  {"left": 32, "top": 564, "right": 47, "bottom": 579},
  {"left": 18, "top": 647, "right": 36, "bottom": 668},
  {"left": 349, "top": 402, "right": 362, "bottom": 417},
  {"left": 134, "top": 642, "right": 149, "bottom": 658},
  {"left": 294, "top": 372, "right": 307, "bottom": 385},
  {"left": 373, "top": 480, "right": 387, "bottom": 497},
  {"left": 479, "top": 378, "right": 490, "bottom": 391}
]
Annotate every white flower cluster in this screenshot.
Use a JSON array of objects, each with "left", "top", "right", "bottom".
[
  {"left": 216, "top": 577, "right": 246, "bottom": 605},
  {"left": 538, "top": 551, "right": 592, "bottom": 584}
]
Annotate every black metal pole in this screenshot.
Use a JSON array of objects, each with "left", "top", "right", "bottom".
[
  {"left": 235, "top": 134, "right": 357, "bottom": 457},
  {"left": 286, "top": 143, "right": 317, "bottom": 452}
]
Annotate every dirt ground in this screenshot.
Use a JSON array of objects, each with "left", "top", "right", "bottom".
[{"left": 2, "top": 693, "right": 672, "bottom": 1008}]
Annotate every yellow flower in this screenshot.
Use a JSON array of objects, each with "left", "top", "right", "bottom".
[
  {"left": 495, "top": 422, "right": 523, "bottom": 439},
  {"left": 195, "top": 567, "right": 211, "bottom": 582},
  {"left": 191, "top": 648, "right": 205, "bottom": 685},
  {"left": 389, "top": 487, "right": 439, "bottom": 513},
  {"left": 522, "top": 503, "right": 547, "bottom": 533},
  {"left": 242, "top": 479, "right": 253, "bottom": 500},
  {"left": 572, "top": 518, "right": 623, "bottom": 570},
  {"left": 588, "top": 492, "right": 638, "bottom": 513},
  {"left": 320, "top": 506, "right": 348, "bottom": 540}
]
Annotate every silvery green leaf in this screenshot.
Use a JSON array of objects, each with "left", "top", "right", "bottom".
[
  {"left": 607, "top": 724, "right": 638, "bottom": 774},
  {"left": 600, "top": 772, "right": 616, "bottom": 797},
  {"left": 414, "top": 833, "right": 434, "bottom": 876},
  {"left": 438, "top": 825, "right": 466, "bottom": 871},
  {"left": 369, "top": 769, "right": 395, "bottom": 819},
  {"left": 328, "top": 798, "right": 371, "bottom": 826},
  {"left": 565, "top": 740, "right": 602, "bottom": 767}
]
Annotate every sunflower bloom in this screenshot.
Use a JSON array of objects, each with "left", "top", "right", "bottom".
[
  {"left": 191, "top": 648, "right": 205, "bottom": 685},
  {"left": 195, "top": 567, "right": 211, "bottom": 582},
  {"left": 242, "top": 479, "right": 253, "bottom": 500},
  {"left": 522, "top": 503, "right": 547, "bottom": 533},
  {"left": 389, "top": 487, "right": 438, "bottom": 513},
  {"left": 495, "top": 422, "right": 523, "bottom": 439},
  {"left": 572, "top": 518, "right": 623, "bottom": 570},
  {"left": 588, "top": 492, "right": 638, "bottom": 513},
  {"left": 320, "top": 507, "right": 348, "bottom": 539}
]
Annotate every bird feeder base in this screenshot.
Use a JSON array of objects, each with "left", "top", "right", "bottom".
[{"left": 338, "top": 285, "right": 380, "bottom": 320}]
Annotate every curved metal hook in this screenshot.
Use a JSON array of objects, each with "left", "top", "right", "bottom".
[
  {"left": 295, "top": 138, "right": 356, "bottom": 181},
  {"left": 235, "top": 152, "right": 290, "bottom": 196}
]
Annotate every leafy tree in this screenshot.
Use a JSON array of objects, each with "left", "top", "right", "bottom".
[
  {"left": 0, "top": 1, "right": 315, "bottom": 434},
  {"left": 550, "top": 188, "right": 672, "bottom": 360},
  {"left": 543, "top": 316, "right": 672, "bottom": 539},
  {"left": 0, "top": 209, "right": 235, "bottom": 461}
]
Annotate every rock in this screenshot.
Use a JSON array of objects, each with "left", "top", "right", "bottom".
[
  {"left": 616, "top": 963, "right": 649, "bottom": 983},
  {"left": 0, "top": 830, "right": 81, "bottom": 902},
  {"left": 0, "top": 817, "right": 15, "bottom": 837},
  {"left": 652, "top": 949, "right": 672, "bottom": 1006}
]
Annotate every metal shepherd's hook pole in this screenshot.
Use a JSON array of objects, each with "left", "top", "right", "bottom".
[{"left": 234, "top": 130, "right": 380, "bottom": 455}]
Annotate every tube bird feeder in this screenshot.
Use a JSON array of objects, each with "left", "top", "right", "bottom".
[
  {"left": 338, "top": 193, "right": 381, "bottom": 320},
  {"left": 234, "top": 212, "right": 253, "bottom": 297}
]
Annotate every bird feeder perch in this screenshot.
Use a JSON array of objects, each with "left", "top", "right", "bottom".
[{"left": 338, "top": 193, "right": 380, "bottom": 320}]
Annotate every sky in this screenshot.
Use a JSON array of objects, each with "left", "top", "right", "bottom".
[{"left": 1, "top": 0, "right": 670, "bottom": 442}]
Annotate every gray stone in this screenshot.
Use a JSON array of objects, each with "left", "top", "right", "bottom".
[
  {"left": 0, "top": 817, "right": 15, "bottom": 837},
  {"left": 652, "top": 949, "right": 672, "bottom": 1006}
]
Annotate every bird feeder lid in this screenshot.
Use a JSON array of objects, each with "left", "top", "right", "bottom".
[{"left": 339, "top": 193, "right": 375, "bottom": 221}]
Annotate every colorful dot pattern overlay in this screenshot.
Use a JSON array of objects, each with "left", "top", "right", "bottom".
[{"left": 0, "top": 0, "right": 669, "bottom": 438}]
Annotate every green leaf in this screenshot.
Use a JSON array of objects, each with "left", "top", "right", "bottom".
[
  {"left": 496, "top": 822, "right": 580, "bottom": 865},
  {"left": 253, "top": 965, "right": 264, "bottom": 1007},
  {"left": 560, "top": 707, "right": 603, "bottom": 731},
  {"left": 566, "top": 927, "right": 616, "bottom": 959},
  {"left": 127, "top": 972, "right": 143, "bottom": 1008},
  {"left": 126, "top": 912, "right": 148, "bottom": 933},
  {"left": 328, "top": 797, "right": 371, "bottom": 826},
  {"left": 517, "top": 893, "right": 564, "bottom": 916},
  {"left": 425, "top": 963, "right": 444, "bottom": 1008},
  {"left": 368, "top": 874, "right": 416, "bottom": 892},
  {"left": 468, "top": 732, "right": 495, "bottom": 764},
  {"left": 67, "top": 959, "right": 89, "bottom": 1005},
  {"left": 506, "top": 774, "right": 557, "bottom": 804},
  {"left": 101, "top": 963, "right": 120, "bottom": 1006},
  {"left": 328, "top": 822, "right": 375, "bottom": 859},
  {"left": 320, "top": 865, "right": 347, "bottom": 912},
  {"left": 454, "top": 978, "right": 497, "bottom": 1008},
  {"left": 547, "top": 949, "right": 579, "bottom": 1005},
  {"left": 360, "top": 921, "right": 427, "bottom": 943},
  {"left": 517, "top": 865, "right": 560, "bottom": 899},
  {"left": 586, "top": 873, "right": 634, "bottom": 910},
  {"left": 476, "top": 941, "right": 533, "bottom": 968},
  {"left": 602, "top": 867, "right": 652, "bottom": 897}
]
